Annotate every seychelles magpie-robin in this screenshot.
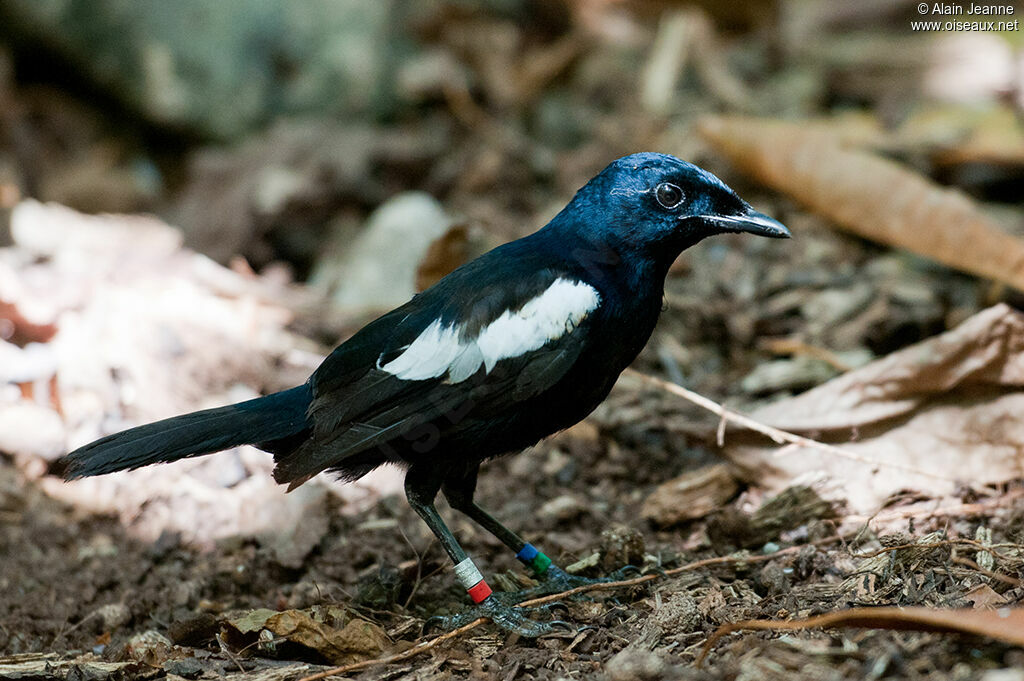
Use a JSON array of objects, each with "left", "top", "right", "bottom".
[{"left": 62, "top": 152, "right": 788, "bottom": 636}]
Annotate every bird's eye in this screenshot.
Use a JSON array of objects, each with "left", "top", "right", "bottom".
[{"left": 655, "top": 182, "right": 684, "bottom": 209}]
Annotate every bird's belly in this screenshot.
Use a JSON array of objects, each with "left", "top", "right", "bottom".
[
  {"left": 386, "top": 303, "right": 660, "bottom": 467},
  {"left": 407, "top": 358, "right": 619, "bottom": 466}
]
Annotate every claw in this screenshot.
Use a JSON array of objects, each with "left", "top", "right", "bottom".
[
  {"left": 423, "top": 613, "right": 458, "bottom": 635},
  {"left": 537, "top": 620, "right": 577, "bottom": 639},
  {"left": 423, "top": 595, "right": 576, "bottom": 638},
  {"left": 606, "top": 564, "right": 644, "bottom": 580}
]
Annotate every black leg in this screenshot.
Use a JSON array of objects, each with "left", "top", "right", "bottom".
[
  {"left": 405, "top": 463, "right": 468, "bottom": 565},
  {"left": 442, "top": 464, "right": 640, "bottom": 593},
  {"left": 443, "top": 466, "right": 524, "bottom": 550},
  {"left": 442, "top": 464, "right": 555, "bottom": 578},
  {"left": 405, "top": 463, "right": 571, "bottom": 637}
]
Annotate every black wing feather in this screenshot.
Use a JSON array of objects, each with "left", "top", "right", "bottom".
[{"left": 272, "top": 244, "right": 595, "bottom": 485}]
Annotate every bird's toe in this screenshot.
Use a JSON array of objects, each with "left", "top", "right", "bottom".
[
  {"left": 605, "top": 564, "right": 644, "bottom": 580},
  {"left": 422, "top": 594, "right": 575, "bottom": 638}
]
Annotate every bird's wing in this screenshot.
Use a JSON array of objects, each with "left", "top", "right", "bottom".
[{"left": 272, "top": 260, "right": 602, "bottom": 484}]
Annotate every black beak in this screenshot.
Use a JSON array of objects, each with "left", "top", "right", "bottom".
[{"left": 697, "top": 207, "right": 791, "bottom": 239}]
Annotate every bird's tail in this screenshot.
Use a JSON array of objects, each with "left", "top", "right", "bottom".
[{"left": 62, "top": 384, "right": 312, "bottom": 479}]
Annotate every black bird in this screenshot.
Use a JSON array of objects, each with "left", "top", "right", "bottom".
[{"left": 62, "top": 152, "right": 788, "bottom": 635}]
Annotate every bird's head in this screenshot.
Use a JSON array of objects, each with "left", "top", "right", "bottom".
[{"left": 553, "top": 152, "right": 789, "bottom": 274}]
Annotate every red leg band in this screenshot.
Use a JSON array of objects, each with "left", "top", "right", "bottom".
[{"left": 467, "top": 580, "right": 492, "bottom": 604}]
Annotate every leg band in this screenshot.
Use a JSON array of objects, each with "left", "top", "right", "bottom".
[
  {"left": 454, "top": 557, "right": 492, "bottom": 604},
  {"left": 516, "top": 543, "right": 552, "bottom": 575},
  {"left": 466, "top": 580, "right": 493, "bottom": 603}
]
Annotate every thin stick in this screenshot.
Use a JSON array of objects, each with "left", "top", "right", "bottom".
[
  {"left": 951, "top": 555, "right": 1024, "bottom": 588},
  {"left": 623, "top": 369, "right": 956, "bottom": 482},
  {"left": 852, "top": 537, "right": 1024, "bottom": 562}
]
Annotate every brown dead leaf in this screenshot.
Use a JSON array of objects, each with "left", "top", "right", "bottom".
[
  {"left": 228, "top": 608, "right": 278, "bottom": 635},
  {"left": 125, "top": 630, "right": 178, "bottom": 666},
  {"left": 0, "top": 299, "right": 56, "bottom": 346},
  {"left": 6, "top": 200, "right": 400, "bottom": 544},
  {"left": 964, "top": 584, "right": 1009, "bottom": 610},
  {"left": 415, "top": 223, "right": 497, "bottom": 293},
  {"left": 698, "top": 115, "right": 1024, "bottom": 292},
  {"left": 699, "top": 606, "right": 1024, "bottom": 665},
  {"left": 721, "top": 304, "right": 1024, "bottom": 512},
  {"left": 263, "top": 610, "right": 391, "bottom": 665},
  {"left": 893, "top": 104, "right": 1024, "bottom": 169}
]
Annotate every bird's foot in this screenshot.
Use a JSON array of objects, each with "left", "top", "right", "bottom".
[
  {"left": 492, "top": 564, "right": 644, "bottom": 603},
  {"left": 424, "top": 595, "right": 574, "bottom": 638},
  {"left": 539, "top": 564, "right": 643, "bottom": 591}
]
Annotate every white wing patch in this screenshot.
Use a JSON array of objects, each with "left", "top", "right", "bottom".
[
  {"left": 378, "top": 319, "right": 464, "bottom": 381},
  {"left": 379, "top": 278, "right": 600, "bottom": 383}
]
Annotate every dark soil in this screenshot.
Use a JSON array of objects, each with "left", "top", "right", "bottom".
[{"left": 3, "top": 431, "right": 1023, "bottom": 679}]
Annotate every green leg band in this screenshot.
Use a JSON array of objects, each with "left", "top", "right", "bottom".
[{"left": 530, "top": 552, "right": 552, "bottom": 575}]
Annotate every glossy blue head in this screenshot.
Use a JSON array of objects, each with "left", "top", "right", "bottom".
[{"left": 547, "top": 152, "right": 789, "bottom": 274}]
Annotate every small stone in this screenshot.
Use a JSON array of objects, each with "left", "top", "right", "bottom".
[
  {"left": 980, "top": 670, "right": 1024, "bottom": 681},
  {"left": 757, "top": 561, "right": 790, "bottom": 596},
  {"left": 92, "top": 603, "right": 131, "bottom": 630},
  {"left": 170, "top": 579, "right": 202, "bottom": 608},
  {"left": 316, "top": 192, "right": 453, "bottom": 311},
  {"left": 605, "top": 647, "right": 666, "bottom": 681},
  {"left": 740, "top": 357, "right": 837, "bottom": 395},
  {"left": 599, "top": 524, "right": 645, "bottom": 571},
  {"left": 537, "top": 494, "right": 586, "bottom": 522},
  {"left": 802, "top": 284, "right": 874, "bottom": 329},
  {"left": 163, "top": 657, "right": 207, "bottom": 679},
  {"left": 565, "top": 552, "right": 601, "bottom": 575},
  {"left": 0, "top": 401, "right": 65, "bottom": 460},
  {"left": 647, "top": 592, "right": 700, "bottom": 633},
  {"left": 167, "top": 613, "right": 219, "bottom": 646},
  {"left": 126, "top": 630, "right": 174, "bottom": 665}
]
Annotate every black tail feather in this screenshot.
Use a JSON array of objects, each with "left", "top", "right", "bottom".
[{"left": 62, "top": 384, "right": 312, "bottom": 478}]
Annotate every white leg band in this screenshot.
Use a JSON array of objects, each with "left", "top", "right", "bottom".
[{"left": 454, "top": 557, "right": 484, "bottom": 589}]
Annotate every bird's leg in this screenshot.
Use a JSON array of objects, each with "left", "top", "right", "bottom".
[
  {"left": 442, "top": 466, "right": 634, "bottom": 595},
  {"left": 405, "top": 464, "right": 570, "bottom": 637}
]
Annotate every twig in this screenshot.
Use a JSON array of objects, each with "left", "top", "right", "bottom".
[
  {"left": 623, "top": 368, "right": 957, "bottom": 482},
  {"left": 951, "top": 555, "right": 1024, "bottom": 587},
  {"left": 216, "top": 632, "right": 248, "bottom": 674},
  {"left": 295, "top": 536, "right": 844, "bottom": 680},
  {"left": 852, "top": 537, "right": 1023, "bottom": 563},
  {"left": 518, "top": 538, "right": 835, "bottom": 609}
]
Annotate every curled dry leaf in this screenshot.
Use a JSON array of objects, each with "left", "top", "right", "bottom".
[
  {"left": 0, "top": 299, "right": 57, "bottom": 346},
  {"left": 226, "top": 607, "right": 391, "bottom": 665},
  {"left": 698, "top": 115, "right": 1024, "bottom": 292},
  {"left": 719, "top": 304, "right": 1024, "bottom": 513},
  {"left": 699, "top": 606, "right": 1024, "bottom": 665},
  {"left": 415, "top": 223, "right": 497, "bottom": 293},
  {"left": 3, "top": 199, "right": 401, "bottom": 544}
]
